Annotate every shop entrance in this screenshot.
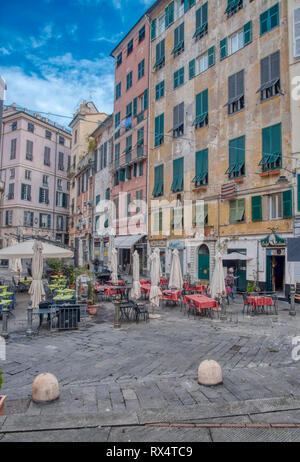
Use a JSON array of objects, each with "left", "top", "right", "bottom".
[{"left": 266, "top": 255, "right": 285, "bottom": 292}]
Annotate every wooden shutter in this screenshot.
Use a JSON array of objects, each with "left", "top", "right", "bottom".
[
  {"left": 220, "top": 38, "right": 227, "bottom": 60},
  {"left": 283, "top": 190, "right": 293, "bottom": 218},
  {"left": 270, "top": 51, "right": 280, "bottom": 81},
  {"left": 244, "top": 21, "right": 252, "bottom": 45},
  {"left": 293, "top": 7, "right": 300, "bottom": 57},
  {"left": 173, "top": 104, "right": 179, "bottom": 129},
  {"left": 261, "top": 55, "right": 270, "bottom": 86},
  {"left": 144, "top": 89, "right": 148, "bottom": 110},
  {"left": 208, "top": 46, "right": 215, "bottom": 67},
  {"left": 47, "top": 215, "right": 51, "bottom": 228},
  {"left": 151, "top": 19, "right": 156, "bottom": 41},
  {"left": 252, "top": 196, "right": 262, "bottom": 221},
  {"left": 133, "top": 98, "right": 137, "bottom": 117},
  {"left": 189, "top": 59, "right": 195, "bottom": 79}
]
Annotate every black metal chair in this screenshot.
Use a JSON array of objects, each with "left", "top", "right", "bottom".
[{"left": 134, "top": 303, "right": 149, "bottom": 323}]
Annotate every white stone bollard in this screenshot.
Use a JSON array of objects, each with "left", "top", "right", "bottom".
[
  {"left": 198, "top": 360, "right": 223, "bottom": 386},
  {"left": 32, "top": 373, "right": 60, "bottom": 403}
]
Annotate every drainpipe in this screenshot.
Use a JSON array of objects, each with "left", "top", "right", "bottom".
[{"left": 145, "top": 13, "right": 151, "bottom": 270}]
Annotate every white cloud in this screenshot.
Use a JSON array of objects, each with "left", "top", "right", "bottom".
[{"left": 0, "top": 53, "right": 114, "bottom": 126}]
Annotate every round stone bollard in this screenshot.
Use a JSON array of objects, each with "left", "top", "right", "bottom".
[
  {"left": 32, "top": 373, "right": 60, "bottom": 403},
  {"left": 198, "top": 360, "right": 223, "bottom": 386}
]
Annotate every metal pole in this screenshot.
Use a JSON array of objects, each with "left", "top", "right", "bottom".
[
  {"left": 1, "top": 306, "right": 9, "bottom": 339},
  {"left": 26, "top": 301, "right": 34, "bottom": 336},
  {"left": 114, "top": 295, "right": 121, "bottom": 329},
  {"left": 289, "top": 284, "right": 296, "bottom": 316},
  {"left": 220, "top": 291, "right": 227, "bottom": 321}
]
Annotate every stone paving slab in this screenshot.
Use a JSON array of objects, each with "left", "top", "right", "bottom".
[
  {"left": 108, "top": 426, "right": 212, "bottom": 442},
  {"left": 210, "top": 428, "right": 300, "bottom": 442},
  {"left": 0, "top": 427, "right": 111, "bottom": 442}
]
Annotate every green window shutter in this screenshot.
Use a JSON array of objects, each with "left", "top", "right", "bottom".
[
  {"left": 96, "top": 195, "right": 100, "bottom": 205},
  {"left": 21, "top": 184, "right": 25, "bottom": 200},
  {"left": 153, "top": 164, "right": 164, "bottom": 197},
  {"left": 244, "top": 21, "right": 252, "bottom": 45},
  {"left": 194, "top": 149, "right": 208, "bottom": 185},
  {"left": 189, "top": 59, "right": 195, "bottom": 79},
  {"left": 39, "top": 188, "right": 42, "bottom": 203},
  {"left": 133, "top": 97, "right": 137, "bottom": 117},
  {"left": 172, "top": 157, "right": 184, "bottom": 192},
  {"left": 298, "top": 175, "right": 300, "bottom": 212},
  {"left": 165, "top": 2, "right": 174, "bottom": 28},
  {"left": 220, "top": 38, "right": 227, "bottom": 60},
  {"left": 144, "top": 89, "right": 148, "bottom": 110},
  {"left": 252, "top": 196, "right": 262, "bottom": 221},
  {"left": 151, "top": 19, "right": 157, "bottom": 41},
  {"left": 184, "top": 0, "right": 188, "bottom": 12},
  {"left": 208, "top": 46, "right": 215, "bottom": 67},
  {"left": 283, "top": 190, "right": 293, "bottom": 218}
]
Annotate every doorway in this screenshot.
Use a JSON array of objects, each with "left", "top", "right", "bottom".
[
  {"left": 198, "top": 244, "right": 210, "bottom": 280},
  {"left": 266, "top": 255, "right": 285, "bottom": 292}
]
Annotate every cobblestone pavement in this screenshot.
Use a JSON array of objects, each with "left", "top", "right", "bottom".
[{"left": 1, "top": 293, "right": 300, "bottom": 424}]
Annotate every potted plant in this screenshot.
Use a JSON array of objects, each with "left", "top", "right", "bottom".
[
  {"left": 87, "top": 281, "right": 98, "bottom": 315},
  {"left": 0, "top": 367, "right": 6, "bottom": 416}
]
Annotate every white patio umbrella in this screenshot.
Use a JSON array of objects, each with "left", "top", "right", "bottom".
[
  {"left": 111, "top": 248, "right": 118, "bottom": 285},
  {"left": 108, "top": 231, "right": 115, "bottom": 271},
  {"left": 9, "top": 258, "right": 22, "bottom": 274},
  {"left": 28, "top": 241, "right": 45, "bottom": 309},
  {"left": 210, "top": 251, "right": 226, "bottom": 300},
  {"left": 154, "top": 247, "right": 162, "bottom": 278},
  {"left": 0, "top": 239, "right": 73, "bottom": 259},
  {"left": 131, "top": 250, "right": 141, "bottom": 300},
  {"left": 149, "top": 248, "right": 162, "bottom": 308},
  {"left": 78, "top": 239, "right": 83, "bottom": 267},
  {"left": 168, "top": 249, "right": 183, "bottom": 289}
]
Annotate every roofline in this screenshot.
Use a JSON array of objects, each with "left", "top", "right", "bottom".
[
  {"left": 89, "top": 114, "right": 113, "bottom": 137},
  {"left": 109, "top": 0, "right": 163, "bottom": 57}
]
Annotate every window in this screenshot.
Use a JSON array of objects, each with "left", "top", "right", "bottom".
[
  {"left": 25, "top": 170, "right": 31, "bottom": 180},
  {"left": 105, "top": 188, "right": 110, "bottom": 200},
  {"left": 125, "top": 102, "right": 132, "bottom": 130},
  {"left": 194, "top": 2, "right": 208, "bottom": 40},
  {"left": 260, "top": 3, "right": 279, "bottom": 36},
  {"left": 138, "top": 59, "right": 145, "bottom": 79},
  {"left": 11, "top": 121, "right": 17, "bottom": 131},
  {"left": 293, "top": 8, "right": 300, "bottom": 58},
  {"left": 154, "top": 39, "right": 165, "bottom": 70},
  {"left": 5, "top": 210, "right": 13, "bottom": 226},
  {"left": 158, "top": 12, "right": 165, "bottom": 35},
  {"left": 127, "top": 193, "right": 131, "bottom": 217},
  {"left": 154, "top": 113, "right": 164, "bottom": 147},
  {"left": 126, "top": 71, "right": 133, "bottom": 90},
  {"left": 59, "top": 135, "right": 65, "bottom": 145},
  {"left": 127, "top": 39, "right": 133, "bottom": 55},
  {"left": 24, "top": 211, "right": 34, "bottom": 227},
  {"left": 229, "top": 29, "right": 244, "bottom": 55},
  {"left": 193, "top": 149, "right": 208, "bottom": 187},
  {"left": 103, "top": 142, "right": 107, "bottom": 168},
  {"left": 26, "top": 140, "right": 33, "bottom": 160},
  {"left": 153, "top": 209, "right": 163, "bottom": 233},
  {"left": 56, "top": 191, "right": 68, "bottom": 208},
  {"left": 115, "top": 112, "right": 121, "bottom": 139},
  {"left": 39, "top": 187, "right": 49, "bottom": 204},
  {"left": 109, "top": 139, "right": 114, "bottom": 164},
  {"left": 173, "top": 102, "right": 184, "bottom": 138},
  {"left": 115, "top": 143, "right": 120, "bottom": 168},
  {"left": 193, "top": 202, "right": 208, "bottom": 227},
  {"left": 21, "top": 184, "right": 31, "bottom": 201},
  {"left": 10, "top": 168, "right": 15, "bottom": 179},
  {"left": 58, "top": 152, "right": 64, "bottom": 170},
  {"left": 10, "top": 138, "right": 16, "bottom": 159},
  {"left": 56, "top": 216, "right": 64, "bottom": 231},
  {"left": 96, "top": 195, "right": 100, "bottom": 206},
  {"left": 124, "top": 135, "right": 132, "bottom": 163},
  {"left": 139, "top": 25, "right": 145, "bottom": 42},
  {"left": 27, "top": 122, "right": 34, "bottom": 133},
  {"left": 174, "top": 67, "right": 184, "bottom": 89},
  {"left": 195, "top": 47, "right": 215, "bottom": 75},
  {"left": 171, "top": 157, "right": 184, "bottom": 192},
  {"left": 117, "top": 52, "right": 122, "bottom": 67},
  {"left": 44, "top": 146, "right": 51, "bottom": 166},
  {"left": 260, "top": 123, "right": 282, "bottom": 172},
  {"left": 229, "top": 198, "right": 245, "bottom": 223},
  {"left": 269, "top": 193, "right": 282, "bottom": 219},
  {"left": 155, "top": 81, "right": 165, "bottom": 100},
  {"left": 151, "top": 18, "right": 157, "bottom": 41},
  {"left": 137, "top": 127, "right": 144, "bottom": 157},
  {"left": 225, "top": 0, "right": 243, "bottom": 19},
  {"left": 165, "top": 2, "right": 174, "bottom": 29},
  {"left": 57, "top": 179, "right": 62, "bottom": 190},
  {"left": 45, "top": 130, "right": 52, "bottom": 140},
  {"left": 258, "top": 51, "right": 281, "bottom": 101},
  {"left": 227, "top": 70, "right": 244, "bottom": 115},
  {"left": 226, "top": 136, "right": 245, "bottom": 179},
  {"left": 175, "top": 0, "right": 184, "bottom": 20},
  {"left": 153, "top": 165, "right": 164, "bottom": 197},
  {"left": 193, "top": 89, "right": 208, "bottom": 129},
  {"left": 116, "top": 82, "right": 121, "bottom": 100},
  {"left": 172, "top": 23, "right": 184, "bottom": 57},
  {"left": 8, "top": 183, "right": 14, "bottom": 200},
  {"left": 138, "top": 161, "right": 144, "bottom": 177},
  {"left": 42, "top": 174, "right": 48, "bottom": 186},
  {"left": 39, "top": 214, "right": 51, "bottom": 229}
]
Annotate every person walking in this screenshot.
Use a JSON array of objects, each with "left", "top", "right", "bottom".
[{"left": 225, "top": 267, "right": 238, "bottom": 301}]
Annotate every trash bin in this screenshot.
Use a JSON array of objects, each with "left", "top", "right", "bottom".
[{"left": 58, "top": 304, "right": 80, "bottom": 330}]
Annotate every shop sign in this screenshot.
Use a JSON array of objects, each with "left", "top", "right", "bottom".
[
  {"left": 167, "top": 240, "right": 185, "bottom": 250},
  {"left": 150, "top": 240, "right": 166, "bottom": 247}
]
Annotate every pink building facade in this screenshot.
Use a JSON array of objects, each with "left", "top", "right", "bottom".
[
  {"left": 110, "top": 17, "right": 150, "bottom": 271},
  {"left": 0, "top": 105, "right": 71, "bottom": 247}
]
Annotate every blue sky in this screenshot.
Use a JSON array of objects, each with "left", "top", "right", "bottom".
[{"left": 0, "top": 0, "right": 152, "bottom": 127}]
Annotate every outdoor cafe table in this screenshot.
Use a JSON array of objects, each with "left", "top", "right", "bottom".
[
  {"left": 107, "top": 280, "right": 125, "bottom": 286},
  {"left": 183, "top": 294, "right": 219, "bottom": 316},
  {"left": 0, "top": 286, "right": 9, "bottom": 291},
  {"left": 1, "top": 292, "right": 14, "bottom": 299},
  {"left": 161, "top": 289, "right": 182, "bottom": 305},
  {"left": 140, "top": 279, "right": 150, "bottom": 285},
  {"left": 140, "top": 283, "right": 151, "bottom": 298}
]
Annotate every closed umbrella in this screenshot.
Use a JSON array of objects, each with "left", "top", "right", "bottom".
[
  {"left": 108, "top": 231, "right": 115, "bottom": 271},
  {"left": 28, "top": 241, "right": 45, "bottom": 309},
  {"left": 169, "top": 249, "right": 183, "bottom": 289},
  {"left": 131, "top": 250, "right": 141, "bottom": 300},
  {"left": 10, "top": 258, "right": 22, "bottom": 274},
  {"left": 155, "top": 247, "right": 162, "bottom": 278},
  {"left": 78, "top": 239, "right": 83, "bottom": 267},
  {"left": 149, "top": 248, "right": 162, "bottom": 309},
  {"left": 111, "top": 248, "right": 118, "bottom": 285},
  {"left": 210, "top": 251, "right": 226, "bottom": 300}
]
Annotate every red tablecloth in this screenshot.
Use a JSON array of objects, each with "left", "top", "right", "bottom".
[
  {"left": 195, "top": 285, "right": 207, "bottom": 294},
  {"left": 183, "top": 294, "right": 219, "bottom": 311},
  {"left": 140, "top": 283, "right": 151, "bottom": 296},
  {"left": 161, "top": 289, "right": 182, "bottom": 301},
  {"left": 140, "top": 279, "right": 150, "bottom": 285},
  {"left": 246, "top": 296, "right": 274, "bottom": 307},
  {"left": 107, "top": 280, "right": 125, "bottom": 286},
  {"left": 160, "top": 278, "right": 168, "bottom": 285}
]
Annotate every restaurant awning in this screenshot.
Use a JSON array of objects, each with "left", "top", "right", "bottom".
[
  {"left": 114, "top": 235, "right": 146, "bottom": 249},
  {"left": 222, "top": 252, "right": 252, "bottom": 261}
]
